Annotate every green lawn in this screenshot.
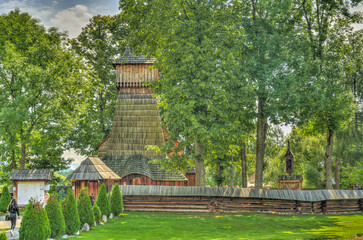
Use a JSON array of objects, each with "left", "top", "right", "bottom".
[{"left": 75, "top": 212, "right": 363, "bottom": 240}]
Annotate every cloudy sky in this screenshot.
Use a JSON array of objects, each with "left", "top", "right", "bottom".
[{"left": 0, "top": 0, "right": 120, "bottom": 38}]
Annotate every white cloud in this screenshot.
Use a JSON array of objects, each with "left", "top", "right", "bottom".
[{"left": 50, "top": 4, "right": 93, "bottom": 38}]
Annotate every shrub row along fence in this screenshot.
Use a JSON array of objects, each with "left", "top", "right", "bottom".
[{"left": 119, "top": 185, "right": 363, "bottom": 214}]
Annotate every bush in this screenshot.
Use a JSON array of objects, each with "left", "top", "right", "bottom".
[
  {"left": 48, "top": 185, "right": 57, "bottom": 195},
  {"left": 58, "top": 188, "right": 67, "bottom": 202},
  {"left": 95, "top": 183, "right": 110, "bottom": 217},
  {"left": 0, "top": 186, "right": 11, "bottom": 212},
  {"left": 62, "top": 188, "right": 80, "bottom": 234},
  {"left": 19, "top": 199, "right": 51, "bottom": 240},
  {"left": 110, "top": 183, "right": 123, "bottom": 216},
  {"left": 77, "top": 188, "right": 94, "bottom": 227},
  {"left": 45, "top": 193, "right": 65, "bottom": 238},
  {"left": 93, "top": 204, "right": 101, "bottom": 224},
  {"left": 0, "top": 232, "right": 8, "bottom": 240}
]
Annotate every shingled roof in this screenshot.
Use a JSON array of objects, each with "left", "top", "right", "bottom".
[
  {"left": 113, "top": 47, "right": 156, "bottom": 65},
  {"left": 67, "top": 156, "right": 121, "bottom": 181},
  {"left": 10, "top": 169, "right": 52, "bottom": 181}
]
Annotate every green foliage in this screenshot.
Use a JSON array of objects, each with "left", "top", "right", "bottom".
[
  {"left": 0, "top": 186, "right": 11, "bottom": 212},
  {"left": 95, "top": 183, "right": 110, "bottom": 217},
  {"left": 341, "top": 165, "right": 361, "bottom": 189},
  {"left": 45, "top": 193, "right": 66, "bottom": 238},
  {"left": 19, "top": 199, "right": 51, "bottom": 240},
  {"left": 48, "top": 185, "right": 57, "bottom": 195},
  {"left": 93, "top": 204, "right": 101, "bottom": 224},
  {"left": 0, "top": 9, "right": 91, "bottom": 170},
  {"left": 62, "top": 188, "right": 80, "bottom": 234},
  {"left": 58, "top": 188, "right": 67, "bottom": 203},
  {"left": 69, "top": 14, "right": 127, "bottom": 155},
  {"left": 110, "top": 184, "right": 123, "bottom": 216},
  {"left": 0, "top": 232, "right": 8, "bottom": 240},
  {"left": 77, "top": 188, "right": 95, "bottom": 227}
]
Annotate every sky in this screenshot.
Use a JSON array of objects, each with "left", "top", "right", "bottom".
[
  {"left": 0, "top": 0, "right": 120, "bottom": 38},
  {"left": 0, "top": 0, "right": 361, "bottom": 169}
]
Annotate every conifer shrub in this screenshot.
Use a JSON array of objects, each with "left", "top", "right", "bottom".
[
  {"left": 62, "top": 188, "right": 80, "bottom": 234},
  {"left": 110, "top": 183, "right": 123, "bottom": 216},
  {"left": 19, "top": 199, "right": 51, "bottom": 240},
  {"left": 77, "top": 188, "right": 94, "bottom": 227},
  {"left": 48, "top": 185, "right": 57, "bottom": 195},
  {"left": 93, "top": 204, "right": 101, "bottom": 224},
  {"left": 0, "top": 186, "right": 11, "bottom": 212},
  {"left": 95, "top": 183, "right": 110, "bottom": 217},
  {"left": 45, "top": 193, "right": 65, "bottom": 238},
  {"left": 0, "top": 232, "right": 8, "bottom": 240}
]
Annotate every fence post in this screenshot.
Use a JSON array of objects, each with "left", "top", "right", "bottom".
[{"left": 295, "top": 201, "right": 301, "bottom": 214}]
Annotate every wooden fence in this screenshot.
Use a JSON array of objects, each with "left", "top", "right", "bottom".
[{"left": 120, "top": 185, "right": 363, "bottom": 214}]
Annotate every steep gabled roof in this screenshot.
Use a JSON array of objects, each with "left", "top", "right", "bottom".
[
  {"left": 66, "top": 156, "right": 121, "bottom": 181},
  {"left": 10, "top": 169, "right": 52, "bottom": 181}
]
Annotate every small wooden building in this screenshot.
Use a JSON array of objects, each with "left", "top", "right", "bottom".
[
  {"left": 66, "top": 156, "right": 121, "bottom": 199},
  {"left": 10, "top": 169, "right": 52, "bottom": 207}
]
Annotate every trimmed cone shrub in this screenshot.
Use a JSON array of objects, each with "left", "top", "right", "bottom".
[
  {"left": 95, "top": 183, "right": 110, "bottom": 217},
  {"left": 0, "top": 232, "right": 8, "bottom": 240},
  {"left": 110, "top": 183, "right": 123, "bottom": 216},
  {"left": 19, "top": 199, "right": 51, "bottom": 240},
  {"left": 77, "top": 188, "right": 94, "bottom": 227},
  {"left": 93, "top": 204, "right": 101, "bottom": 224},
  {"left": 0, "top": 186, "right": 11, "bottom": 212},
  {"left": 62, "top": 188, "right": 80, "bottom": 234},
  {"left": 45, "top": 193, "right": 65, "bottom": 238}
]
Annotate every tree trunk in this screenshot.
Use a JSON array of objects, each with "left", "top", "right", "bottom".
[
  {"left": 231, "top": 150, "right": 234, "bottom": 187},
  {"left": 334, "top": 136, "right": 341, "bottom": 189},
  {"left": 194, "top": 142, "right": 206, "bottom": 186},
  {"left": 99, "top": 91, "right": 105, "bottom": 135},
  {"left": 355, "top": 111, "right": 360, "bottom": 164},
  {"left": 241, "top": 142, "right": 247, "bottom": 188},
  {"left": 10, "top": 149, "right": 17, "bottom": 170},
  {"left": 255, "top": 98, "right": 267, "bottom": 189},
  {"left": 19, "top": 127, "right": 26, "bottom": 169},
  {"left": 325, "top": 128, "right": 334, "bottom": 189},
  {"left": 217, "top": 161, "right": 222, "bottom": 187}
]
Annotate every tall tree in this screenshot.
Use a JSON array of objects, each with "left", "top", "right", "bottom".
[
  {"left": 0, "top": 9, "right": 90, "bottom": 170},
  {"left": 69, "top": 15, "right": 127, "bottom": 154},
  {"left": 231, "top": 0, "right": 305, "bottom": 188},
  {"left": 119, "top": 0, "right": 244, "bottom": 186},
  {"left": 297, "top": 0, "right": 360, "bottom": 188}
]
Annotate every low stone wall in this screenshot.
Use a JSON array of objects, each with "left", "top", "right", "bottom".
[{"left": 120, "top": 186, "right": 363, "bottom": 214}]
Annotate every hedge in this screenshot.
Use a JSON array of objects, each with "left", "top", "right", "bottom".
[
  {"left": 0, "top": 186, "right": 11, "bottom": 212},
  {"left": 95, "top": 183, "right": 110, "bottom": 217},
  {"left": 19, "top": 199, "right": 51, "bottom": 240},
  {"left": 77, "top": 188, "right": 94, "bottom": 227},
  {"left": 93, "top": 204, "right": 101, "bottom": 224},
  {"left": 45, "top": 193, "right": 65, "bottom": 238},
  {"left": 110, "top": 183, "right": 123, "bottom": 216},
  {"left": 62, "top": 188, "right": 80, "bottom": 234},
  {"left": 0, "top": 232, "right": 8, "bottom": 240}
]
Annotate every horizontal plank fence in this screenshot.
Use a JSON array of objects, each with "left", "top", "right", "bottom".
[{"left": 120, "top": 186, "right": 363, "bottom": 214}]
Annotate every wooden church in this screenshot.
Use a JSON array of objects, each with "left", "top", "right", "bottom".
[{"left": 95, "top": 49, "right": 195, "bottom": 186}]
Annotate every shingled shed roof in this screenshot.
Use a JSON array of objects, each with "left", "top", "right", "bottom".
[
  {"left": 10, "top": 169, "right": 52, "bottom": 181},
  {"left": 113, "top": 47, "right": 156, "bottom": 65},
  {"left": 66, "top": 156, "right": 121, "bottom": 181}
]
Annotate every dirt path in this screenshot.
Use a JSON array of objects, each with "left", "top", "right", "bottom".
[{"left": 0, "top": 216, "right": 22, "bottom": 239}]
